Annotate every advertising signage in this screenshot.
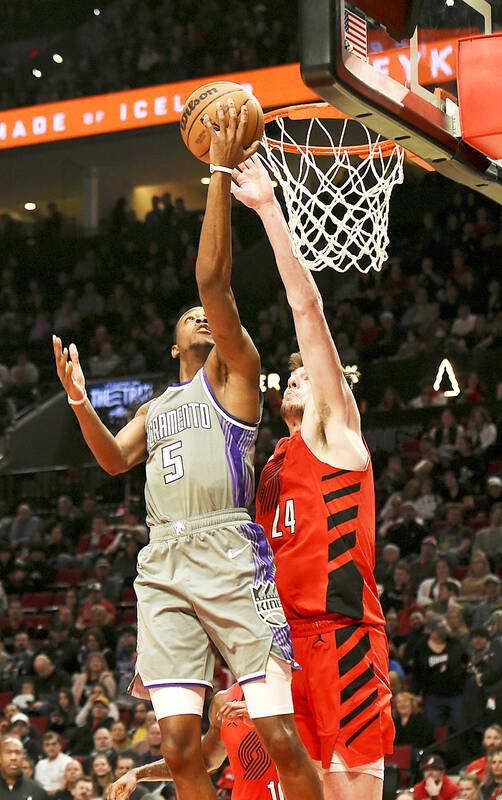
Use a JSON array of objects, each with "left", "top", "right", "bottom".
[{"left": 0, "top": 40, "right": 461, "bottom": 151}]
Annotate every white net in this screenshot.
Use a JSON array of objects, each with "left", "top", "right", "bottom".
[{"left": 260, "top": 112, "right": 405, "bottom": 273}]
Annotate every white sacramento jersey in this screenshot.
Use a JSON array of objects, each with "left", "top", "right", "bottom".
[{"left": 144, "top": 366, "right": 258, "bottom": 526}]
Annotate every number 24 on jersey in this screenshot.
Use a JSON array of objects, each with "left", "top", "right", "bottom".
[{"left": 271, "top": 499, "right": 296, "bottom": 539}]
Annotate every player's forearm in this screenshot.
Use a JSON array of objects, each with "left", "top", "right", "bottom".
[
  {"left": 136, "top": 760, "right": 173, "bottom": 782},
  {"left": 196, "top": 172, "right": 233, "bottom": 292},
  {"left": 70, "top": 400, "right": 129, "bottom": 475},
  {"left": 257, "top": 198, "right": 322, "bottom": 312}
]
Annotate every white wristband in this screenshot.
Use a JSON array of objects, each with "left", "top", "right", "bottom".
[
  {"left": 209, "top": 164, "right": 233, "bottom": 175},
  {"left": 68, "top": 391, "right": 87, "bottom": 406}
]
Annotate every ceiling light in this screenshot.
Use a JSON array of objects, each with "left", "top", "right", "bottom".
[
  {"left": 24, "top": 202, "right": 37, "bottom": 211},
  {"left": 32, "top": 68, "right": 42, "bottom": 78},
  {"left": 93, "top": 8, "right": 101, "bottom": 14},
  {"left": 200, "top": 177, "right": 211, "bottom": 185},
  {"left": 52, "top": 54, "right": 63, "bottom": 64}
]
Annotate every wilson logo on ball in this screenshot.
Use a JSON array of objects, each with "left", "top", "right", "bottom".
[{"left": 180, "top": 87, "right": 219, "bottom": 131}]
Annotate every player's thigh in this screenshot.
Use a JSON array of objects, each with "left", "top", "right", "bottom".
[{"left": 323, "top": 771, "right": 383, "bottom": 800}]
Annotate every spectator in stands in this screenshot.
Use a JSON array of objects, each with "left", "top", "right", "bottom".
[
  {"left": 76, "top": 584, "right": 117, "bottom": 629},
  {"left": 441, "top": 471, "right": 468, "bottom": 506},
  {"left": 462, "top": 551, "right": 493, "bottom": 603},
  {"left": 110, "top": 720, "right": 131, "bottom": 753},
  {"left": 393, "top": 690, "right": 435, "bottom": 750},
  {"left": 77, "top": 515, "right": 116, "bottom": 567},
  {"left": 45, "top": 620, "right": 80, "bottom": 675},
  {"left": 113, "top": 754, "right": 148, "bottom": 800},
  {"left": 140, "top": 722, "right": 162, "bottom": 765},
  {"left": 31, "top": 654, "right": 72, "bottom": 716},
  {"left": 436, "top": 505, "right": 474, "bottom": 565},
  {"left": 417, "top": 557, "right": 454, "bottom": 607},
  {"left": 77, "top": 628, "right": 115, "bottom": 673},
  {"left": 473, "top": 577, "right": 502, "bottom": 627},
  {"left": 76, "top": 282, "right": 104, "bottom": 322},
  {"left": 52, "top": 495, "right": 80, "bottom": 547},
  {"left": 374, "top": 542, "right": 401, "bottom": 589},
  {"left": 445, "top": 604, "right": 470, "bottom": 651},
  {"left": 75, "top": 684, "right": 119, "bottom": 730},
  {"left": 412, "top": 614, "right": 467, "bottom": 729},
  {"left": 47, "top": 689, "right": 78, "bottom": 740},
  {"left": 9, "top": 712, "right": 43, "bottom": 762},
  {"left": 90, "top": 754, "right": 115, "bottom": 798},
  {"left": 25, "top": 543, "right": 57, "bottom": 591},
  {"left": 81, "top": 727, "right": 117, "bottom": 774},
  {"left": 430, "top": 410, "right": 464, "bottom": 464},
  {"left": 34, "top": 731, "right": 73, "bottom": 794},
  {"left": 9, "top": 503, "right": 40, "bottom": 549},
  {"left": 486, "top": 478, "right": 502, "bottom": 514},
  {"left": 70, "top": 778, "right": 93, "bottom": 800},
  {"left": 54, "top": 759, "right": 84, "bottom": 800},
  {"left": 375, "top": 454, "right": 407, "bottom": 497},
  {"left": 12, "top": 678, "right": 36, "bottom": 713},
  {"left": 465, "top": 726, "right": 502, "bottom": 781},
  {"left": 477, "top": 613, "right": 502, "bottom": 725},
  {"left": 72, "top": 652, "right": 116, "bottom": 707},
  {"left": 381, "top": 560, "right": 413, "bottom": 613},
  {"left": 481, "top": 749, "right": 502, "bottom": 799},
  {"left": 44, "top": 525, "right": 73, "bottom": 569},
  {"left": 128, "top": 702, "right": 149, "bottom": 745},
  {"left": 0, "top": 541, "right": 14, "bottom": 583},
  {"left": 0, "top": 735, "right": 48, "bottom": 800},
  {"left": 430, "top": 579, "right": 462, "bottom": 616},
  {"left": 415, "top": 478, "right": 443, "bottom": 522},
  {"left": 89, "top": 342, "right": 123, "bottom": 378},
  {"left": 115, "top": 628, "right": 136, "bottom": 678},
  {"left": 385, "top": 501, "right": 426, "bottom": 558},
  {"left": 466, "top": 408, "right": 498, "bottom": 455},
  {"left": 458, "top": 773, "right": 483, "bottom": 800},
  {"left": 410, "top": 536, "right": 439, "bottom": 588},
  {"left": 9, "top": 353, "right": 40, "bottom": 407},
  {"left": 413, "top": 754, "right": 460, "bottom": 800},
  {"left": 81, "top": 557, "right": 122, "bottom": 605},
  {"left": 0, "top": 630, "right": 34, "bottom": 688},
  {"left": 401, "top": 609, "right": 428, "bottom": 673},
  {"left": 474, "top": 506, "right": 502, "bottom": 565}
]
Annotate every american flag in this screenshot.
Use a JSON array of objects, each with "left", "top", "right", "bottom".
[{"left": 344, "top": 8, "right": 368, "bottom": 60}]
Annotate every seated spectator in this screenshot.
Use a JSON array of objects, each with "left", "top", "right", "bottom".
[
  {"left": 90, "top": 754, "right": 115, "bottom": 798},
  {"left": 452, "top": 435, "right": 486, "bottom": 491},
  {"left": 413, "top": 754, "right": 460, "bottom": 800},
  {"left": 381, "top": 561, "right": 413, "bottom": 613},
  {"left": 481, "top": 749, "right": 502, "bottom": 799},
  {"left": 89, "top": 342, "right": 123, "bottom": 378},
  {"left": 477, "top": 613, "right": 502, "bottom": 726},
  {"left": 461, "top": 551, "right": 492, "bottom": 603},
  {"left": 378, "top": 385, "right": 404, "bottom": 412},
  {"left": 436, "top": 505, "right": 474, "bottom": 565},
  {"left": 451, "top": 303, "right": 477, "bottom": 340},
  {"left": 31, "top": 654, "right": 72, "bottom": 716},
  {"left": 385, "top": 502, "right": 426, "bottom": 558},
  {"left": 9, "top": 712, "right": 43, "bottom": 763},
  {"left": 110, "top": 720, "right": 131, "bottom": 753},
  {"left": 72, "top": 652, "right": 116, "bottom": 707},
  {"left": 69, "top": 777, "right": 93, "bottom": 800},
  {"left": 463, "top": 372, "right": 486, "bottom": 404},
  {"left": 115, "top": 627, "right": 137, "bottom": 678},
  {"left": 47, "top": 689, "right": 78, "bottom": 739},
  {"left": 415, "top": 478, "right": 443, "bottom": 522},
  {"left": 54, "top": 759, "right": 84, "bottom": 800},
  {"left": 34, "top": 731, "right": 73, "bottom": 794},
  {"left": 473, "top": 576, "right": 502, "bottom": 627},
  {"left": 113, "top": 753, "right": 148, "bottom": 800},
  {"left": 374, "top": 543, "right": 400, "bottom": 589},
  {"left": 24, "top": 543, "right": 57, "bottom": 591},
  {"left": 0, "top": 630, "right": 34, "bottom": 688},
  {"left": 12, "top": 678, "right": 36, "bottom": 714},
  {"left": 401, "top": 609, "right": 428, "bottom": 673},
  {"left": 45, "top": 620, "right": 80, "bottom": 675},
  {"left": 375, "top": 454, "right": 407, "bottom": 497},
  {"left": 410, "top": 536, "right": 439, "bottom": 589},
  {"left": 76, "top": 583, "right": 117, "bottom": 629},
  {"left": 129, "top": 702, "right": 149, "bottom": 745},
  {"left": 140, "top": 722, "right": 162, "bottom": 765},
  {"left": 458, "top": 773, "right": 482, "bottom": 800},
  {"left": 441, "top": 471, "right": 468, "bottom": 506},
  {"left": 77, "top": 514, "right": 116, "bottom": 567},
  {"left": 466, "top": 408, "right": 497, "bottom": 454},
  {"left": 473, "top": 507, "right": 502, "bottom": 566},
  {"left": 74, "top": 684, "right": 119, "bottom": 730},
  {"left": 9, "top": 503, "right": 41, "bottom": 550},
  {"left": 445, "top": 604, "right": 470, "bottom": 651},
  {"left": 408, "top": 377, "right": 446, "bottom": 408},
  {"left": 0, "top": 735, "right": 48, "bottom": 800},
  {"left": 412, "top": 615, "right": 467, "bottom": 729},
  {"left": 78, "top": 627, "right": 115, "bottom": 672},
  {"left": 417, "top": 558, "right": 453, "bottom": 607},
  {"left": 486, "top": 477, "right": 502, "bottom": 514},
  {"left": 430, "top": 580, "right": 462, "bottom": 616},
  {"left": 466, "top": 725, "right": 502, "bottom": 781},
  {"left": 81, "top": 727, "right": 118, "bottom": 775},
  {"left": 430, "top": 409, "right": 464, "bottom": 464},
  {"left": 393, "top": 690, "right": 435, "bottom": 749}
]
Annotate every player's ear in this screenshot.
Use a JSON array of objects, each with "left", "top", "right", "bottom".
[{"left": 171, "top": 344, "right": 180, "bottom": 360}]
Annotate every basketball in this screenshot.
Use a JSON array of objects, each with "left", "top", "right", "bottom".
[{"left": 180, "top": 81, "right": 264, "bottom": 163}]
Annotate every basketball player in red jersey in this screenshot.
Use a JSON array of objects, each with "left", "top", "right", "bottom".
[
  {"left": 231, "top": 155, "right": 394, "bottom": 800},
  {"left": 106, "top": 684, "right": 284, "bottom": 800}
]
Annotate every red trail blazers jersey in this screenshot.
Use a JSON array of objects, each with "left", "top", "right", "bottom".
[
  {"left": 220, "top": 683, "right": 283, "bottom": 800},
  {"left": 255, "top": 430, "right": 385, "bottom": 627}
]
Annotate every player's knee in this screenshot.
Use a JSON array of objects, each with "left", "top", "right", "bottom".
[
  {"left": 160, "top": 726, "right": 201, "bottom": 773},
  {"left": 258, "top": 719, "right": 305, "bottom": 767}
]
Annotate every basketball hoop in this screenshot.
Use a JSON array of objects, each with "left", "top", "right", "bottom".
[{"left": 260, "top": 102, "right": 405, "bottom": 273}]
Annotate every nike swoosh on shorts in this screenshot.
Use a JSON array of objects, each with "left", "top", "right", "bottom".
[{"left": 228, "top": 542, "right": 251, "bottom": 559}]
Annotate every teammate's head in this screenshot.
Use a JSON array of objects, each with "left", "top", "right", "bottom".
[{"left": 172, "top": 306, "right": 214, "bottom": 362}]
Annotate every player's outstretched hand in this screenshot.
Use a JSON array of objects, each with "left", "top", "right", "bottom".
[
  {"left": 53, "top": 334, "right": 86, "bottom": 403},
  {"left": 231, "top": 154, "right": 276, "bottom": 210},
  {"left": 217, "top": 699, "right": 253, "bottom": 728},
  {"left": 106, "top": 771, "right": 138, "bottom": 800},
  {"left": 205, "top": 98, "right": 260, "bottom": 169}
]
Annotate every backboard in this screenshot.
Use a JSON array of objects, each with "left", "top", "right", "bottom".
[{"left": 300, "top": 0, "right": 502, "bottom": 203}]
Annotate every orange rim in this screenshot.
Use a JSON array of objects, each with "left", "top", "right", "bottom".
[{"left": 263, "top": 101, "right": 399, "bottom": 158}]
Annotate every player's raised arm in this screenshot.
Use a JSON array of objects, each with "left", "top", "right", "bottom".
[
  {"left": 195, "top": 99, "right": 261, "bottom": 385},
  {"left": 53, "top": 335, "right": 148, "bottom": 475},
  {"left": 232, "top": 156, "right": 361, "bottom": 434}
]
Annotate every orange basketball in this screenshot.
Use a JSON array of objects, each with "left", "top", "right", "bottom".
[{"left": 180, "top": 81, "right": 264, "bottom": 163}]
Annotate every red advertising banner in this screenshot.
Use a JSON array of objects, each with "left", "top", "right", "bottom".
[{"left": 0, "top": 39, "right": 461, "bottom": 151}]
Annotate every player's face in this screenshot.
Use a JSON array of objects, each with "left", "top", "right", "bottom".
[
  {"left": 281, "top": 367, "right": 310, "bottom": 421},
  {"left": 173, "top": 307, "right": 214, "bottom": 358}
]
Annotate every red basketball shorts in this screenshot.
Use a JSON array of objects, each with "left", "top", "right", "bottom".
[{"left": 290, "top": 618, "right": 395, "bottom": 769}]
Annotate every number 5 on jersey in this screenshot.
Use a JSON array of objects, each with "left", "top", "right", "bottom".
[
  {"left": 271, "top": 499, "right": 296, "bottom": 539},
  {"left": 162, "top": 441, "right": 184, "bottom": 484}
]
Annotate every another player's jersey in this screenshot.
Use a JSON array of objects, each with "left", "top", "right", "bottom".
[
  {"left": 220, "top": 684, "right": 283, "bottom": 800},
  {"left": 144, "top": 367, "right": 258, "bottom": 526},
  {"left": 255, "top": 430, "right": 385, "bottom": 627}
]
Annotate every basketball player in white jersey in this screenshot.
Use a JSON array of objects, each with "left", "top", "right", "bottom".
[{"left": 53, "top": 101, "right": 322, "bottom": 800}]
